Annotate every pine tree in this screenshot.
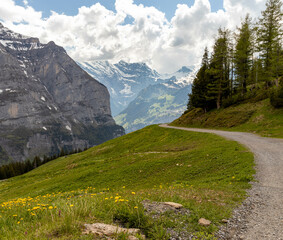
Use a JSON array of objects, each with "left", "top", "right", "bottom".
[
  {"left": 207, "top": 28, "right": 232, "bottom": 109},
  {"left": 271, "top": 41, "right": 283, "bottom": 82},
  {"left": 188, "top": 47, "right": 211, "bottom": 112},
  {"left": 257, "top": 0, "right": 283, "bottom": 82},
  {"left": 234, "top": 15, "right": 254, "bottom": 95},
  {"left": 32, "top": 156, "right": 42, "bottom": 168},
  {"left": 24, "top": 159, "right": 33, "bottom": 172}
]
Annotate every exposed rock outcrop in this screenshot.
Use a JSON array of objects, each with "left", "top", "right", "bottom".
[
  {"left": 0, "top": 23, "right": 124, "bottom": 164},
  {"left": 83, "top": 223, "right": 145, "bottom": 239}
]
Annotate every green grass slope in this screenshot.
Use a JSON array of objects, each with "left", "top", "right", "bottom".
[
  {"left": 0, "top": 125, "right": 254, "bottom": 239},
  {"left": 172, "top": 99, "right": 283, "bottom": 138}
]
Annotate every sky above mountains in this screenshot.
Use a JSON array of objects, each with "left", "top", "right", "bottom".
[
  {"left": 0, "top": 0, "right": 266, "bottom": 73},
  {"left": 13, "top": 0, "right": 224, "bottom": 19}
]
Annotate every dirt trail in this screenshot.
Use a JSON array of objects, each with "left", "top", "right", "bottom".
[{"left": 160, "top": 124, "right": 283, "bottom": 240}]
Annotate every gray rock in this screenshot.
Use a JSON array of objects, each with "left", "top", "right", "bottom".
[
  {"left": 0, "top": 23, "right": 124, "bottom": 164},
  {"left": 142, "top": 200, "right": 190, "bottom": 217}
]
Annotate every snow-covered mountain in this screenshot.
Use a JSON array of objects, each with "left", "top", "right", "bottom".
[
  {"left": 161, "top": 66, "right": 193, "bottom": 85},
  {"left": 79, "top": 60, "right": 194, "bottom": 132},
  {"left": 78, "top": 61, "right": 161, "bottom": 116},
  {"left": 79, "top": 61, "right": 193, "bottom": 116},
  {"left": 115, "top": 77, "right": 192, "bottom": 133}
]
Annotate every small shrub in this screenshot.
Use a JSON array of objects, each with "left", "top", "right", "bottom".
[
  {"left": 148, "top": 224, "right": 170, "bottom": 240},
  {"left": 113, "top": 204, "right": 149, "bottom": 229},
  {"left": 270, "top": 85, "right": 283, "bottom": 108}
]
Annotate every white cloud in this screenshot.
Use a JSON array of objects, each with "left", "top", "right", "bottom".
[
  {"left": 0, "top": 0, "right": 267, "bottom": 73},
  {"left": 0, "top": 0, "right": 42, "bottom": 24}
]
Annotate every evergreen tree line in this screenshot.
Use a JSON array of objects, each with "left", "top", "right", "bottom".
[
  {"left": 188, "top": 0, "right": 283, "bottom": 112},
  {"left": 0, "top": 147, "right": 87, "bottom": 180}
]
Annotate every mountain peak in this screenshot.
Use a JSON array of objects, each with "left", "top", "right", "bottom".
[
  {"left": 0, "top": 24, "right": 29, "bottom": 40},
  {"left": 118, "top": 60, "right": 127, "bottom": 65},
  {"left": 177, "top": 66, "right": 192, "bottom": 73}
]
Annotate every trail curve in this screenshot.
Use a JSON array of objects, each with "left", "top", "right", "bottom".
[{"left": 160, "top": 124, "right": 283, "bottom": 240}]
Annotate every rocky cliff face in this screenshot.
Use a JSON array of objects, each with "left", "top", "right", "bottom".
[{"left": 0, "top": 23, "right": 124, "bottom": 164}]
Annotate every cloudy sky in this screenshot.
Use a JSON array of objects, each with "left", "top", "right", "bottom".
[{"left": 0, "top": 0, "right": 267, "bottom": 73}]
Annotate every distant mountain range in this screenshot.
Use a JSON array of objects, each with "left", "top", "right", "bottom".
[
  {"left": 0, "top": 23, "right": 124, "bottom": 164},
  {"left": 78, "top": 61, "right": 161, "bottom": 116},
  {"left": 79, "top": 61, "right": 194, "bottom": 132},
  {"left": 115, "top": 78, "right": 192, "bottom": 132}
]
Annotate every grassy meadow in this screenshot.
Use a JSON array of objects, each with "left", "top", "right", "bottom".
[
  {"left": 0, "top": 125, "right": 254, "bottom": 239},
  {"left": 172, "top": 99, "right": 283, "bottom": 138}
]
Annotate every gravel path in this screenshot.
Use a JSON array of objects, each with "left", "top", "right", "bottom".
[{"left": 160, "top": 124, "right": 283, "bottom": 240}]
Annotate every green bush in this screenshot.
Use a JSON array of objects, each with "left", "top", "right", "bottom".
[
  {"left": 270, "top": 85, "right": 283, "bottom": 108},
  {"left": 222, "top": 87, "right": 269, "bottom": 108}
]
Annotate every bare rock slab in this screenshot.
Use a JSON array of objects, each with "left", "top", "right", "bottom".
[
  {"left": 84, "top": 223, "right": 145, "bottom": 239},
  {"left": 163, "top": 202, "right": 183, "bottom": 209},
  {"left": 198, "top": 218, "right": 211, "bottom": 226}
]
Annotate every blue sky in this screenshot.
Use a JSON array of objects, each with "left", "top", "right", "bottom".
[{"left": 15, "top": 0, "right": 224, "bottom": 20}]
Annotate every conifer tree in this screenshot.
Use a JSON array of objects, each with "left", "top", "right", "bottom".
[
  {"left": 234, "top": 15, "right": 253, "bottom": 95},
  {"left": 188, "top": 47, "right": 211, "bottom": 112},
  {"left": 207, "top": 28, "right": 231, "bottom": 109},
  {"left": 257, "top": 0, "right": 283, "bottom": 81}
]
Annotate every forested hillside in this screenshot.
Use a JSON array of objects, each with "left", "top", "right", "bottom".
[{"left": 187, "top": 0, "right": 282, "bottom": 113}]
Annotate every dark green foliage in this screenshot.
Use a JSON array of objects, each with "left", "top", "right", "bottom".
[
  {"left": 0, "top": 147, "right": 88, "bottom": 180},
  {"left": 32, "top": 156, "right": 42, "bottom": 168},
  {"left": 222, "top": 87, "right": 270, "bottom": 108},
  {"left": 234, "top": 15, "right": 253, "bottom": 95},
  {"left": 270, "top": 84, "right": 283, "bottom": 108},
  {"left": 207, "top": 28, "right": 231, "bottom": 109},
  {"left": 257, "top": 0, "right": 283, "bottom": 81},
  {"left": 249, "top": 58, "right": 265, "bottom": 85},
  {"left": 188, "top": 47, "right": 214, "bottom": 112}
]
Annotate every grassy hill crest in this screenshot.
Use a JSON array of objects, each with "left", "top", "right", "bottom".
[{"left": 171, "top": 99, "right": 283, "bottom": 138}]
